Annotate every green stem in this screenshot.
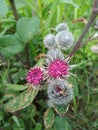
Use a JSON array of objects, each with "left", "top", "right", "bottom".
[{"left": 0, "top": 54, "right": 14, "bottom": 83}]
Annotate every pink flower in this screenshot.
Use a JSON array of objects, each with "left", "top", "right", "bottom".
[
  {"left": 48, "top": 59, "right": 69, "bottom": 78},
  {"left": 26, "top": 67, "right": 43, "bottom": 86}
]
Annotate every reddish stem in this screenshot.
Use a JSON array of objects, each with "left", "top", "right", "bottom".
[{"left": 9, "top": 0, "right": 18, "bottom": 20}]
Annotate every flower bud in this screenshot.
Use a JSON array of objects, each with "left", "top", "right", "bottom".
[
  {"left": 55, "top": 30, "right": 74, "bottom": 50},
  {"left": 47, "top": 79, "right": 73, "bottom": 105},
  {"left": 43, "top": 34, "right": 55, "bottom": 49},
  {"left": 56, "top": 23, "right": 68, "bottom": 32}
]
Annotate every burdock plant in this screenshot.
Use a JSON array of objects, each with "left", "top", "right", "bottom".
[
  {"left": 2, "top": 0, "right": 98, "bottom": 129},
  {"left": 26, "top": 0, "right": 98, "bottom": 114}
]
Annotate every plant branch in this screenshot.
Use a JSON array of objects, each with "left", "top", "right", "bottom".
[
  {"left": 25, "top": 44, "right": 30, "bottom": 68},
  {"left": 15, "top": 54, "right": 28, "bottom": 68},
  {"left": 81, "top": 35, "right": 98, "bottom": 47},
  {"left": 67, "top": 0, "right": 98, "bottom": 58},
  {"left": 9, "top": 0, "right": 18, "bottom": 20}
]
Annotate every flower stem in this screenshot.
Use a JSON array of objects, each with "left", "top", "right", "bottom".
[
  {"left": 25, "top": 44, "right": 31, "bottom": 68},
  {"left": 9, "top": 0, "right": 18, "bottom": 20}
]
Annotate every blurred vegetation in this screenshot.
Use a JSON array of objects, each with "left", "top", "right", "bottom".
[{"left": 0, "top": 0, "right": 98, "bottom": 130}]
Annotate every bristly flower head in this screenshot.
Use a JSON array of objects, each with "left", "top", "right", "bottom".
[
  {"left": 47, "top": 79, "right": 73, "bottom": 105},
  {"left": 43, "top": 34, "right": 56, "bottom": 49},
  {"left": 55, "top": 30, "right": 74, "bottom": 50},
  {"left": 48, "top": 58, "right": 69, "bottom": 78},
  {"left": 26, "top": 67, "right": 43, "bottom": 86},
  {"left": 55, "top": 22, "right": 68, "bottom": 32},
  {"left": 46, "top": 48, "right": 64, "bottom": 64}
]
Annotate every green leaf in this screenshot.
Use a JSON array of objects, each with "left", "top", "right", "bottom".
[
  {"left": 12, "top": 116, "right": 21, "bottom": 127},
  {"left": 44, "top": 0, "right": 59, "bottom": 33},
  {"left": 2, "top": 60, "right": 10, "bottom": 84},
  {"left": 35, "top": 123, "right": 42, "bottom": 130},
  {"left": 3, "top": 89, "right": 38, "bottom": 112},
  {"left": 5, "top": 84, "right": 28, "bottom": 91},
  {"left": 11, "top": 68, "right": 27, "bottom": 84},
  {"left": 60, "top": 0, "right": 79, "bottom": 8},
  {"left": 0, "top": 0, "right": 8, "bottom": 17},
  {"left": 54, "top": 105, "right": 69, "bottom": 116},
  {"left": 0, "top": 110, "right": 4, "bottom": 121},
  {"left": 44, "top": 108, "right": 54, "bottom": 129},
  {"left": 12, "top": 119, "right": 25, "bottom": 130},
  {"left": 2, "top": 93, "right": 17, "bottom": 102},
  {"left": 68, "top": 77, "right": 79, "bottom": 97},
  {"left": 21, "top": 105, "right": 37, "bottom": 119},
  {"left": 0, "top": 35, "right": 24, "bottom": 58},
  {"left": 17, "top": 17, "right": 40, "bottom": 43},
  {"left": 0, "top": 23, "right": 15, "bottom": 36},
  {"left": 54, "top": 116, "right": 72, "bottom": 130}
]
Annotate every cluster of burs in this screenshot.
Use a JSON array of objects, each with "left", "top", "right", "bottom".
[{"left": 26, "top": 22, "right": 75, "bottom": 108}]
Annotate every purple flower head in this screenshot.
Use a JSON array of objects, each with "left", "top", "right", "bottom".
[
  {"left": 48, "top": 58, "right": 69, "bottom": 78},
  {"left": 54, "top": 86, "right": 64, "bottom": 94},
  {"left": 26, "top": 67, "right": 43, "bottom": 86}
]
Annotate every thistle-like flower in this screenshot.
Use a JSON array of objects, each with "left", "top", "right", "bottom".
[
  {"left": 47, "top": 79, "right": 73, "bottom": 105},
  {"left": 48, "top": 58, "right": 69, "bottom": 79},
  {"left": 43, "top": 34, "right": 56, "bottom": 49},
  {"left": 55, "top": 22, "right": 68, "bottom": 32},
  {"left": 46, "top": 48, "right": 72, "bottom": 79},
  {"left": 55, "top": 30, "right": 74, "bottom": 50},
  {"left": 26, "top": 67, "right": 43, "bottom": 86}
]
